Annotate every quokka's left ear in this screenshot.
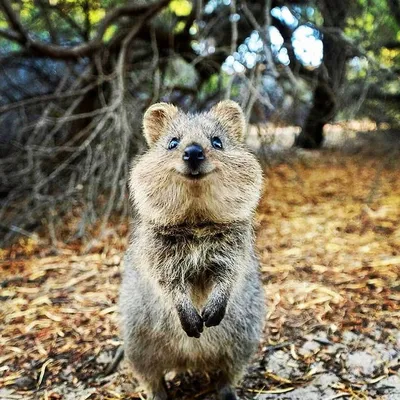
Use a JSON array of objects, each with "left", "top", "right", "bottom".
[{"left": 210, "top": 100, "right": 246, "bottom": 142}]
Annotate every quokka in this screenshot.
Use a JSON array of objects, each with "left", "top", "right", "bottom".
[{"left": 120, "top": 100, "right": 265, "bottom": 400}]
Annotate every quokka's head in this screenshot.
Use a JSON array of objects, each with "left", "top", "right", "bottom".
[{"left": 130, "top": 100, "right": 263, "bottom": 225}]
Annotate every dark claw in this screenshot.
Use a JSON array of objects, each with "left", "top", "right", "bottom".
[
  {"left": 202, "top": 299, "right": 227, "bottom": 327},
  {"left": 177, "top": 305, "right": 203, "bottom": 338}
]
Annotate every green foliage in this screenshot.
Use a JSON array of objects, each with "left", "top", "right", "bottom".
[
  {"left": 2, "top": 0, "right": 128, "bottom": 45},
  {"left": 103, "top": 24, "right": 117, "bottom": 42},
  {"left": 173, "top": 20, "right": 186, "bottom": 33},
  {"left": 201, "top": 74, "right": 220, "bottom": 96},
  {"left": 0, "top": 0, "right": 399, "bottom": 128},
  {"left": 345, "top": 0, "right": 398, "bottom": 48},
  {"left": 198, "top": 73, "right": 234, "bottom": 101},
  {"left": 164, "top": 56, "right": 199, "bottom": 89},
  {"left": 344, "top": 0, "right": 400, "bottom": 124},
  {"left": 169, "top": 0, "right": 192, "bottom": 17}
]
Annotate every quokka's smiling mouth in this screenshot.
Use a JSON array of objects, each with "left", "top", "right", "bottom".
[
  {"left": 182, "top": 171, "right": 207, "bottom": 180},
  {"left": 178, "top": 169, "right": 215, "bottom": 180}
]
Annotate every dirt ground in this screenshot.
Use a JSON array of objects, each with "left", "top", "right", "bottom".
[{"left": 1, "top": 126, "right": 399, "bottom": 400}]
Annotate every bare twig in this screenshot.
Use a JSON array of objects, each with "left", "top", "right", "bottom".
[
  {"left": 0, "top": 76, "right": 114, "bottom": 115},
  {"left": 150, "top": 27, "right": 161, "bottom": 103},
  {"left": 225, "top": 0, "right": 238, "bottom": 99},
  {"left": 242, "top": 0, "right": 278, "bottom": 78},
  {"left": 0, "top": 0, "right": 170, "bottom": 59}
]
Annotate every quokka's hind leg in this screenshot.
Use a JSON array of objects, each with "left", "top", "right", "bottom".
[
  {"left": 130, "top": 370, "right": 168, "bottom": 400},
  {"left": 214, "top": 371, "right": 240, "bottom": 400},
  {"left": 125, "top": 346, "right": 168, "bottom": 400},
  {"left": 217, "top": 384, "right": 238, "bottom": 400},
  {"left": 146, "top": 377, "right": 168, "bottom": 400}
]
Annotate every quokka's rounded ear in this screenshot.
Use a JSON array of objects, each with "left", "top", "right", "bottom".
[
  {"left": 143, "top": 103, "right": 178, "bottom": 146},
  {"left": 210, "top": 100, "right": 246, "bottom": 142}
]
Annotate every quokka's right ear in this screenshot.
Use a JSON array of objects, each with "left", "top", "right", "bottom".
[
  {"left": 210, "top": 100, "right": 246, "bottom": 142},
  {"left": 143, "top": 103, "right": 178, "bottom": 146}
]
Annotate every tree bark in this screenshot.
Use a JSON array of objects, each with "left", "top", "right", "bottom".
[{"left": 295, "top": 1, "right": 348, "bottom": 149}]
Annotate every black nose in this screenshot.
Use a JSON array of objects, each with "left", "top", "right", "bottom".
[{"left": 183, "top": 144, "right": 205, "bottom": 170}]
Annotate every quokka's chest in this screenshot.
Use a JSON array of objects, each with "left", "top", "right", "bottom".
[
  {"left": 137, "top": 222, "right": 251, "bottom": 273},
  {"left": 146, "top": 228, "right": 245, "bottom": 271},
  {"left": 150, "top": 232, "right": 231, "bottom": 270}
]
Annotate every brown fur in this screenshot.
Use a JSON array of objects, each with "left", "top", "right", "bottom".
[
  {"left": 120, "top": 101, "right": 265, "bottom": 400},
  {"left": 130, "top": 101, "right": 262, "bottom": 225}
]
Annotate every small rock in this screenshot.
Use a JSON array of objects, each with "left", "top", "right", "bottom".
[
  {"left": 325, "top": 343, "right": 344, "bottom": 355},
  {"left": 314, "top": 373, "right": 339, "bottom": 389},
  {"left": 342, "top": 330, "right": 359, "bottom": 344},
  {"left": 376, "top": 375, "right": 400, "bottom": 399},
  {"left": 266, "top": 350, "right": 301, "bottom": 379},
  {"left": 374, "top": 343, "right": 397, "bottom": 362},
  {"left": 299, "top": 340, "right": 320, "bottom": 357},
  {"left": 395, "top": 332, "right": 400, "bottom": 349},
  {"left": 13, "top": 376, "right": 35, "bottom": 389},
  {"left": 346, "top": 351, "right": 378, "bottom": 376},
  {"left": 96, "top": 351, "right": 113, "bottom": 364}
]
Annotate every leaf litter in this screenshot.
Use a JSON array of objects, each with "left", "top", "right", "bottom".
[{"left": 0, "top": 145, "right": 399, "bottom": 399}]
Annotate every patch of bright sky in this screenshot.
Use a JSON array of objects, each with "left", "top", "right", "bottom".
[
  {"left": 205, "top": 0, "right": 230, "bottom": 14},
  {"left": 269, "top": 27, "right": 290, "bottom": 66},
  {"left": 271, "top": 6, "right": 298, "bottom": 29},
  {"left": 348, "top": 56, "right": 368, "bottom": 72},
  {"left": 204, "top": 2, "right": 323, "bottom": 73},
  {"left": 292, "top": 25, "right": 323, "bottom": 67}
]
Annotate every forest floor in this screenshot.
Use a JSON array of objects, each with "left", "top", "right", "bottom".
[{"left": 1, "top": 125, "right": 399, "bottom": 400}]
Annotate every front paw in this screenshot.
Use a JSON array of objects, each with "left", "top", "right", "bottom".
[
  {"left": 176, "top": 306, "right": 204, "bottom": 338},
  {"left": 202, "top": 298, "right": 227, "bottom": 328}
]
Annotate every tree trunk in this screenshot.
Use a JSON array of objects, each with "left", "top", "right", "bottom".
[
  {"left": 295, "top": 80, "right": 335, "bottom": 148},
  {"left": 295, "top": 1, "right": 348, "bottom": 149}
]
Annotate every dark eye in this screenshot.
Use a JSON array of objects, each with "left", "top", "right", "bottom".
[
  {"left": 211, "top": 136, "right": 223, "bottom": 150},
  {"left": 168, "top": 137, "right": 180, "bottom": 150}
]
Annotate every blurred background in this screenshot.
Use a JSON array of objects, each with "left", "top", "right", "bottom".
[
  {"left": 0, "top": 0, "right": 399, "bottom": 247},
  {"left": 1, "top": 1, "right": 400, "bottom": 399}
]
